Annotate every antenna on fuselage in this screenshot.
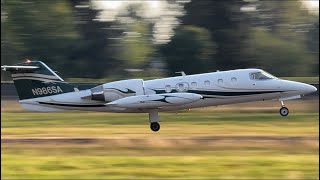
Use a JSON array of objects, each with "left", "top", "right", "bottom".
[{"left": 175, "top": 71, "right": 186, "bottom": 76}]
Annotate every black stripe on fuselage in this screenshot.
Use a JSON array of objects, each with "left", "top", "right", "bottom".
[
  {"left": 152, "top": 89, "right": 284, "bottom": 96},
  {"left": 38, "top": 102, "right": 105, "bottom": 107},
  {"left": 188, "top": 90, "right": 284, "bottom": 96}
]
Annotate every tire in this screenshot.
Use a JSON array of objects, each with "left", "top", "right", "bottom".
[
  {"left": 280, "top": 107, "right": 289, "bottom": 116},
  {"left": 150, "top": 122, "right": 160, "bottom": 132}
]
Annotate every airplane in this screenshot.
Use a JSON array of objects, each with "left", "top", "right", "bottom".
[{"left": 1, "top": 60, "right": 317, "bottom": 132}]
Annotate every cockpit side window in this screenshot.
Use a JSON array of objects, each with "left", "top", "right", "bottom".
[{"left": 250, "top": 71, "right": 277, "bottom": 80}]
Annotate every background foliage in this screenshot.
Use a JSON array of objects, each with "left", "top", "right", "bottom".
[{"left": 1, "top": 0, "right": 319, "bottom": 80}]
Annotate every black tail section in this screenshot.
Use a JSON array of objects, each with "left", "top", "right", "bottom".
[{"left": 2, "top": 61, "right": 75, "bottom": 100}]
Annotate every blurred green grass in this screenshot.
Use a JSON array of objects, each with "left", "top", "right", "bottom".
[
  {"left": 2, "top": 153, "right": 318, "bottom": 179},
  {"left": 1, "top": 111, "right": 319, "bottom": 137},
  {"left": 1, "top": 100, "right": 319, "bottom": 179}
]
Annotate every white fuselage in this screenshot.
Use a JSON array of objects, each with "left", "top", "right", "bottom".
[{"left": 19, "top": 69, "right": 317, "bottom": 113}]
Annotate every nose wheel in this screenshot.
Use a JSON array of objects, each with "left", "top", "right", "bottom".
[
  {"left": 280, "top": 107, "right": 289, "bottom": 116},
  {"left": 279, "top": 101, "right": 289, "bottom": 116}
]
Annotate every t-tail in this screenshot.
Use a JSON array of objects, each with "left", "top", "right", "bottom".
[{"left": 1, "top": 60, "right": 76, "bottom": 100}]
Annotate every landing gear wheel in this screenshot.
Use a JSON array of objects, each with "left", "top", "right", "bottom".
[
  {"left": 280, "top": 107, "right": 289, "bottom": 116},
  {"left": 150, "top": 122, "right": 160, "bottom": 132}
]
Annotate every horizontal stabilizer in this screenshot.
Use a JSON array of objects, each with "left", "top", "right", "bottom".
[{"left": 1, "top": 65, "right": 40, "bottom": 72}]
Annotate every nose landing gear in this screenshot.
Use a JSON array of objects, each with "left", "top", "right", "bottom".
[
  {"left": 279, "top": 101, "right": 289, "bottom": 116},
  {"left": 280, "top": 107, "right": 289, "bottom": 116}
]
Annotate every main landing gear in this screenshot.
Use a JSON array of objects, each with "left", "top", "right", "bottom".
[
  {"left": 279, "top": 101, "right": 289, "bottom": 116},
  {"left": 149, "top": 110, "right": 160, "bottom": 132},
  {"left": 150, "top": 122, "right": 160, "bottom": 132}
]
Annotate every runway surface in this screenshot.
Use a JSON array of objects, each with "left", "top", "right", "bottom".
[{"left": 2, "top": 136, "right": 318, "bottom": 145}]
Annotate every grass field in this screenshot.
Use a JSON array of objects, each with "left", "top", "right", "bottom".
[{"left": 1, "top": 99, "right": 319, "bottom": 179}]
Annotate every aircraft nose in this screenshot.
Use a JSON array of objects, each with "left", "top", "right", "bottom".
[
  {"left": 305, "top": 84, "right": 318, "bottom": 94},
  {"left": 280, "top": 80, "right": 317, "bottom": 96},
  {"left": 302, "top": 83, "right": 317, "bottom": 95}
]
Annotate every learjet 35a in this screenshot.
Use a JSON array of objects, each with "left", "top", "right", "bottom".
[{"left": 1, "top": 60, "right": 317, "bottom": 131}]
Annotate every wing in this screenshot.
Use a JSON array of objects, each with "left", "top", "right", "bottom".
[{"left": 105, "top": 93, "right": 203, "bottom": 109}]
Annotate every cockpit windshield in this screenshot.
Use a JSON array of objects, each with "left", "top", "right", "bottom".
[{"left": 250, "top": 71, "right": 277, "bottom": 80}]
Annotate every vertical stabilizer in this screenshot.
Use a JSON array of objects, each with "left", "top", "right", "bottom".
[{"left": 1, "top": 61, "right": 75, "bottom": 100}]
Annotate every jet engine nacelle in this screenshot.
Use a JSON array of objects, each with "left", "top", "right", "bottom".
[
  {"left": 106, "top": 93, "right": 203, "bottom": 109},
  {"left": 90, "top": 79, "right": 144, "bottom": 102}
]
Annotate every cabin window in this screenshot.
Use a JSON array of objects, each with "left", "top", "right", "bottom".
[
  {"left": 165, "top": 85, "right": 172, "bottom": 93},
  {"left": 191, "top": 82, "right": 197, "bottom": 89},
  {"left": 218, "top": 79, "right": 223, "bottom": 85},
  {"left": 231, "top": 77, "right": 237, "bottom": 83},
  {"left": 176, "top": 83, "right": 189, "bottom": 92},
  {"left": 204, "top": 80, "right": 210, "bottom": 86},
  {"left": 178, "top": 83, "right": 184, "bottom": 91}
]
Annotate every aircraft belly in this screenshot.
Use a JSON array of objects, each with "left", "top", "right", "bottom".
[
  {"left": 157, "top": 92, "right": 283, "bottom": 111},
  {"left": 20, "top": 103, "right": 66, "bottom": 112},
  {"left": 19, "top": 91, "right": 282, "bottom": 113}
]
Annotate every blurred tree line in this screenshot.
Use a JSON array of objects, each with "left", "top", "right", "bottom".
[{"left": 1, "top": 0, "right": 319, "bottom": 81}]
